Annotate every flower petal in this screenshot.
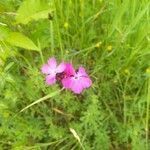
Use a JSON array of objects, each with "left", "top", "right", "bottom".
[
  {"left": 62, "top": 77, "right": 72, "bottom": 89},
  {"left": 48, "top": 57, "right": 57, "bottom": 69},
  {"left": 80, "top": 77, "right": 92, "bottom": 88},
  {"left": 64, "top": 63, "right": 75, "bottom": 76},
  {"left": 46, "top": 75, "right": 56, "bottom": 85},
  {"left": 70, "top": 79, "right": 84, "bottom": 94},
  {"left": 41, "top": 64, "right": 50, "bottom": 74},
  {"left": 56, "top": 62, "right": 66, "bottom": 73},
  {"left": 78, "top": 67, "right": 88, "bottom": 77}
]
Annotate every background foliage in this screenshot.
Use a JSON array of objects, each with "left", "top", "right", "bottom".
[{"left": 0, "top": 0, "right": 150, "bottom": 149}]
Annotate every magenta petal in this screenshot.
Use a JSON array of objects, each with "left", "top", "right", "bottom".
[
  {"left": 64, "top": 63, "right": 75, "bottom": 76},
  {"left": 56, "top": 62, "right": 66, "bottom": 73},
  {"left": 46, "top": 75, "right": 56, "bottom": 85},
  {"left": 41, "top": 64, "right": 50, "bottom": 74},
  {"left": 48, "top": 57, "right": 57, "bottom": 69},
  {"left": 81, "top": 77, "right": 92, "bottom": 88},
  {"left": 70, "top": 79, "right": 84, "bottom": 94},
  {"left": 78, "top": 67, "right": 88, "bottom": 77},
  {"left": 62, "top": 78, "right": 72, "bottom": 89},
  {"left": 62, "top": 77, "right": 84, "bottom": 94},
  {"left": 67, "top": 77, "right": 83, "bottom": 94}
]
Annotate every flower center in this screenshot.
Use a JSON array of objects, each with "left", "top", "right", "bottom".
[
  {"left": 73, "top": 73, "right": 81, "bottom": 80},
  {"left": 74, "top": 76, "right": 78, "bottom": 79}
]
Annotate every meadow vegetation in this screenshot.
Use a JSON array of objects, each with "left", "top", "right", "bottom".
[{"left": 0, "top": 0, "right": 150, "bottom": 149}]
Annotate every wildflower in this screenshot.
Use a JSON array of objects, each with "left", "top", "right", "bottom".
[
  {"left": 41, "top": 57, "right": 65, "bottom": 85},
  {"left": 95, "top": 42, "right": 102, "bottom": 48},
  {"left": 64, "top": 22, "right": 69, "bottom": 29},
  {"left": 63, "top": 63, "right": 75, "bottom": 77},
  {"left": 124, "top": 69, "right": 130, "bottom": 75},
  {"left": 66, "top": 50, "right": 69, "bottom": 54},
  {"left": 107, "top": 45, "right": 112, "bottom": 51},
  {"left": 41, "top": 58, "right": 92, "bottom": 94},
  {"left": 62, "top": 64, "right": 92, "bottom": 94},
  {"left": 146, "top": 67, "right": 150, "bottom": 74}
]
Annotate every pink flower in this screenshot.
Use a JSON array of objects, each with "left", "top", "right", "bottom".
[
  {"left": 63, "top": 63, "right": 75, "bottom": 76},
  {"left": 62, "top": 64, "right": 92, "bottom": 94},
  {"left": 41, "top": 57, "right": 65, "bottom": 85}
]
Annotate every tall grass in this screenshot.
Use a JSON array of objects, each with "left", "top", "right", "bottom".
[{"left": 0, "top": 0, "right": 149, "bottom": 149}]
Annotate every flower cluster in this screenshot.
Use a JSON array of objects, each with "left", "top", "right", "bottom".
[{"left": 41, "top": 57, "right": 92, "bottom": 94}]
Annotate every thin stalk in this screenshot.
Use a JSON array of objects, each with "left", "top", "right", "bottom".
[
  {"left": 38, "top": 39, "right": 44, "bottom": 64},
  {"left": 146, "top": 78, "right": 150, "bottom": 150},
  {"left": 54, "top": 1, "right": 63, "bottom": 58},
  {"left": 80, "top": 0, "right": 85, "bottom": 47},
  {"left": 50, "top": 20, "right": 54, "bottom": 55},
  {"left": 20, "top": 88, "right": 64, "bottom": 113},
  {"left": 123, "top": 76, "right": 129, "bottom": 125}
]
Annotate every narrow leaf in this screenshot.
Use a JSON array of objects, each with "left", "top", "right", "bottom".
[{"left": 20, "top": 89, "right": 62, "bottom": 112}]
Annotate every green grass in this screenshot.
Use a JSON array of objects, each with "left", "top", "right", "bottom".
[{"left": 0, "top": 0, "right": 150, "bottom": 149}]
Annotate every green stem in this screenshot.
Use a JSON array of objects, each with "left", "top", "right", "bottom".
[
  {"left": 146, "top": 78, "right": 150, "bottom": 150},
  {"left": 20, "top": 88, "right": 64, "bottom": 113},
  {"left": 38, "top": 39, "right": 44, "bottom": 63},
  {"left": 50, "top": 20, "right": 54, "bottom": 55},
  {"left": 53, "top": 1, "right": 63, "bottom": 58}
]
